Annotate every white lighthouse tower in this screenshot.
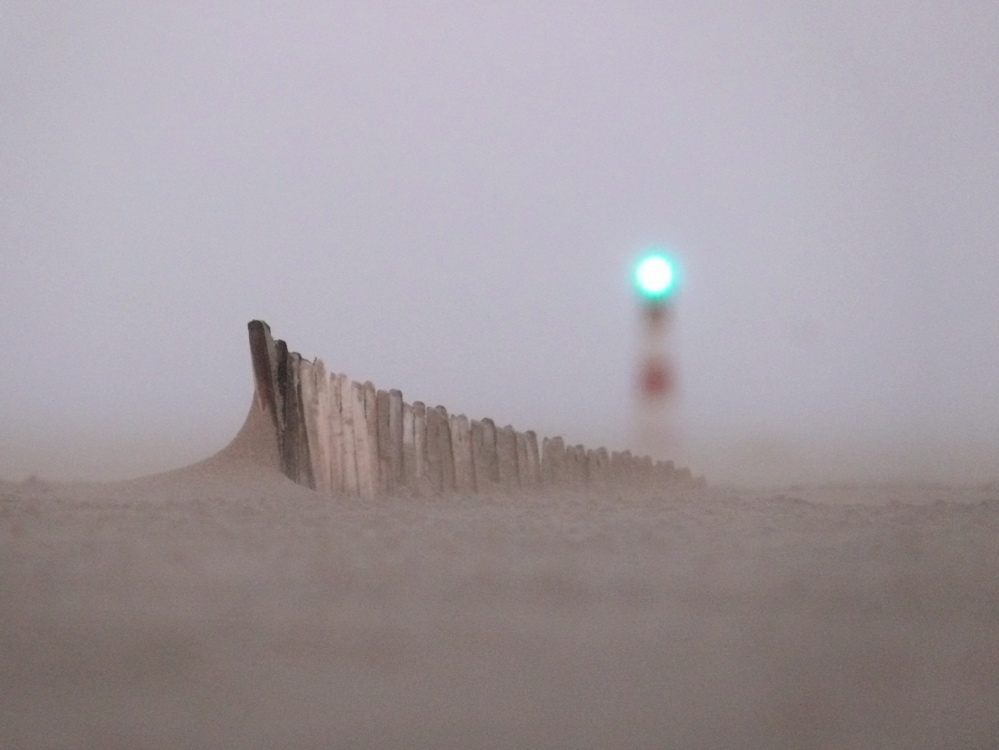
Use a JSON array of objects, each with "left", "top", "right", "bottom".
[{"left": 633, "top": 249, "right": 679, "bottom": 457}]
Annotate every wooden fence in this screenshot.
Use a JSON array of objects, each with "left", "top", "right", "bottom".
[{"left": 248, "top": 320, "right": 699, "bottom": 497}]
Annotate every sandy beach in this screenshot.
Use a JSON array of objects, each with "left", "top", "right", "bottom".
[
  {"left": 6, "top": 4, "right": 999, "bottom": 747},
  {"left": 2, "top": 453, "right": 997, "bottom": 749}
]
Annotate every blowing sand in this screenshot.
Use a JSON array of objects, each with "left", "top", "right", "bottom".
[{"left": 2, "top": 448, "right": 997, "bottom": 748}]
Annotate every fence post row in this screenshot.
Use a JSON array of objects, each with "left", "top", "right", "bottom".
[{"left": 247, "top": 320, "right": 700, "bottom": 497}]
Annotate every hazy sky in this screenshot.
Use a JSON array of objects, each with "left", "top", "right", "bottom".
[{"left": 3, "top": 2, "right": 997, "bottom": 485}]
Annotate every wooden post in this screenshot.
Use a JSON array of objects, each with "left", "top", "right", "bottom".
[
  {"left": 523, "top": 431, "right": 541, "bottom": 488},
  {"left": 450, "top": 414, "right": 475, "bottom": 494},
  {"left": 425, "top": 405, "right": 444, "bottom": 495},
  {"left": 328, "top": 371, "right": 344, "bottom": 494},
  {"left": 247, "top": 320, "right": 281, "bottom": 432},
  {"left": 389, "top": 390, "right": 404, "bottom": 493},
  {"left": 514, "top": 431, "right": 529, "bottom": 488},
  {"left": 413, "top": 402, "right": 428, "bottom": 496},
  {"left": 277, "top": 346, "right": 312, "bottom": 488},
  {"left": 482, "top": 418, "right": 499, "bottom": 486},
  {"left": 352, "top": 380, "right": 374, "bottom": 499},
  {"left": 436, "top": 406, "right": 455, "bottom": 494},
  {"left": 301, "top": 358, "right": 333, "bottom": 494},
  {"left": 496, "top": 425, "right": 519, "bottom": 491},
  {"left": 402, "top": 402, "right": 415, "bottom": 494},
  {"left": 376, "top": 389, "right": 392, "bottom": 495},
  {"left": 363, "top": 381, "right": 379, "bottom": 496},
  {"left": 336, "top": 375, "right": 358, "bottom": 496}
]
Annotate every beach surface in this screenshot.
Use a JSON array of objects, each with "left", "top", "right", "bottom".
[{"left": 2, "top": 453, "right": 997, "bottom": 749}]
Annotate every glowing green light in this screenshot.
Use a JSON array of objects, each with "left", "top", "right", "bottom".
[{"left": 635, "top": 252, "right": 677, "bottom": 300}]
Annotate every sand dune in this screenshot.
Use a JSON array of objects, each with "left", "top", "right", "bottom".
[{"left": 2, "top": 404, "right": 997, "bottom": 749}]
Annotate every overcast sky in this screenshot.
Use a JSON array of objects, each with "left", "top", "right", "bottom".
[{"left": 2, "top": 2, "right": 997, "bottom": 486}]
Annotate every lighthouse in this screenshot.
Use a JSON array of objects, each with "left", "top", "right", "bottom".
[{"left": 633, "top": 248, "right": 679, "bottom": 456}]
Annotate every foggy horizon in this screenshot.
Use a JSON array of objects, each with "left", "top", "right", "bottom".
[{"left": 3, "top": 2, "right": 997, "bottom": 487}]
